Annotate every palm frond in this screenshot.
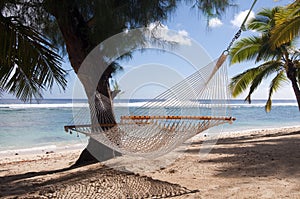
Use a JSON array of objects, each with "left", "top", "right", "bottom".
[
  {"left": 255, "top": 35, "right": 283, "bottom": 62},
  {"left": 247, "top": 20, "right": 270, "bottom": 32},
  {"left": 265, "top": 70, "right": 288, "bottom": 112},
  {"left": 230, "top": 66, "right": 261, "bottom": 98},
  {"left": 229, "top": 36, "right": 261, "bottom": 64},
  {"left": 271, "top": 3, "right": 300, "bottom": 48},
  {"left": 257, "top": 7, "right": 279, "bottom": 19},
  {"left": 247, "top": 8, "right": 276, "bottom": 33},
  {"left": 246, "top": 61, "right": 283, "bottom": 103},
  {"left": 0, "top": 15, "right": 66, "bottom": 102},
  {"left": 271, "top": 15, "right": 300, "bottom": 48}
]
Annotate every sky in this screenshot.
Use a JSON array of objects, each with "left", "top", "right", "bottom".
[{"left": 2, "top": 0, "right": 297, "bottom": 100}]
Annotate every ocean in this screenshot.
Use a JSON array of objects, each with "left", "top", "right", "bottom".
[{"left": 0, "top": 99, "right": 299, "bottom": 154}]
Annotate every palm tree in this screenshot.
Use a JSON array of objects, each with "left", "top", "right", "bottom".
[
  {"left": 270, "top": 1, "right": 300, "bottom": 48},
  {"left": 0, "top": 3, "right": 67, "bottom": 102},
  {"left": 229, "top": 7, "right": 300, "bottom": 112}
]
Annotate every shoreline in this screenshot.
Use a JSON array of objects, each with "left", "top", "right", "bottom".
[
  {"left": 1, "top": 125, "right": 299, "bottom": 158},
  {"left": 220, "top": 124, "right": 300, "bottom": 136},
  {"left": 0, "top": 142, "right": 87, "bottom": 158}
]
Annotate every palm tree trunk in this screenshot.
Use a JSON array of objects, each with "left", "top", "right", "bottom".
[
  {"left": 290, "top": 79, "right": 300, "bottom": 111},
  {"left": 287, "top": 62, "right": 300, "bottom": 111}
]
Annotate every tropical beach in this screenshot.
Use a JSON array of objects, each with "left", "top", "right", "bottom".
[
  {"left": 1, "top": 0, "right": 300, "bottom": 198},
  {"left": 1, "top": 125, "right": 300, "bottom": 198}
]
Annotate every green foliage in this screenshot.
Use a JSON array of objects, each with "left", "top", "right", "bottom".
[
  {"left": 230, "top": 67, "right": 262, "bottom": 98},
  {"left": 229, "top": 6, "right": 300, "bottom": 111},
  {"left": 271, "top": 1, "right": 300, "bottom": 48},
  {"left": 229, "top": 37, "right": 261, "bottom": 64},
  {"left": 265, "top": 70, "right": 287, "bottom": 112},
  {"left": 0, "top": 12, "right": 66, "bottom": 102},
  {"left": 186, "top": 0, "right": 236, "bottom": 17},
  {"left": 245, "top": 61, "right": 282, "bottom": 103},
  {"left": 231, "top": 7, "right": 282, "bottom": 64},
  {"left": 0, "top": 0, "right": 236, "bottom": 101}
]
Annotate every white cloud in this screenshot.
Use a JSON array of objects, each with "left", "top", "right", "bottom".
[
  {"left": 147, "top": 22, "right": 191, "bottom": 46},
  {"left": 208, "top": 18, "right": 223, "bottom": 28},
  {"left": 178, "top": 30, "right": 188, "bottom": 37},
  {"left": 230, "top": 10, "right": 255, "bottom": 27}
]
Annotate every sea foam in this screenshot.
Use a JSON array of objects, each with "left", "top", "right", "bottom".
[{"left": 0, "top": 103, "right": 88, "bottom": 109}]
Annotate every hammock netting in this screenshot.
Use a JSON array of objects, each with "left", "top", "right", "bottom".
[{"left": 65, "top": 53, "right": 235, "bottom": 158}]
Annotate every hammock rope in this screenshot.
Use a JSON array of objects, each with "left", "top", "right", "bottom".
[
  {"left": 66, "top": 56, "right": 232, "bottom": 157},
  {"left": 65, "top": 0, "right": 258, "bottom": 158},
  {"left": 226, "top": 0, "right": 258, "bottom": 52}
]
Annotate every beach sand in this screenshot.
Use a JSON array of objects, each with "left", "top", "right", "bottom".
[{"left": 0, "top": 126, "right": 300, "bottom": 198}]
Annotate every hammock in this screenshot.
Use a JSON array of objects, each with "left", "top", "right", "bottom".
[
  {"left": 65, "top": 53, "right": 235, "bottom": 157},
  {"left": 65, "top": 1, "right": 257, "bottom": 158}
]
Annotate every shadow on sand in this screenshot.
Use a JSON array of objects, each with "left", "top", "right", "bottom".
[
  {"left": 0, "top": 160, "right": 197, "bottom": 198},
  {"left": 184, "top": 130, "right": 300, "bottom": 178}
]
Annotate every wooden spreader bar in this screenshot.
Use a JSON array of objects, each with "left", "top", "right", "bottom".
[
  {"left": 64, "top": 123, "right": 116, "bottom": 132},
  {"left": 64, "top": 115, "right": 236, "bottom": 132}
]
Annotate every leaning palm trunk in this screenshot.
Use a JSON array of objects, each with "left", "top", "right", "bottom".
[
  {"left": 287, "top": 62, "right": 300, "bottom": 111},
  {"left": 291, "top": 83, "right": 300, "bottom": 111}
]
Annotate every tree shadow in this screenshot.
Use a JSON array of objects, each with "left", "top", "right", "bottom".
[
  {"left": 0, "top": 162, "right": 197, "bottom": 198},
  {"left": 185, "top": 130, "right": 300, "bottom": 178},
  {"left": 0, "top": 161, "right": 93, "bottom": 185}
]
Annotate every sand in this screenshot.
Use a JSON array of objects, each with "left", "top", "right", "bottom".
[{"left": 0, "top": 126, "right": 300, "bottom": 198}]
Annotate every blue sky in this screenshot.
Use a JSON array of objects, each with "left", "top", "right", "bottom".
[{"left": 3, "top": 0, "right": 296, "bottom": 100}]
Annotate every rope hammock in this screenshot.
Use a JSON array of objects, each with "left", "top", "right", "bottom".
[{"left": 65, "top": 1, "right": 257, "bottom": 158}]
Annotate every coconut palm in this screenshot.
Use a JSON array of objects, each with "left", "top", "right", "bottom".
[
  {"left": 270, "top": 1, "right": 300, "bottom": 48},
  {"left": 229, "top": 7, "right": 300, "bottom": 112},
  {"left": 0, "top": 3, "right": 67, "bottom": 102}
]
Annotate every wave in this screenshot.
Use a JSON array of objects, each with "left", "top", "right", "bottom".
[
  {"left": 114, "top": 102, "right": 147, "bottom": 107},
  {"left": 0, "top": 101, "right": 297, "bottom": 109},
  {"left": 0, "top": 103, "right": 89, "bottom": 109},
  {"left": 230, "top": 102, "right": 298, "bottom": 108},
  {"left": 115, "top": 102, "right": 298, "bottom": 108}
]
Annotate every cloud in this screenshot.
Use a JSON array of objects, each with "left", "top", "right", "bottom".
[
  {"left": 148, "top": 22, "right": 191, "bottom": 46},
  {"left": 208, "top": 17, "right": 223, "bottom": 28},
  {"left": 230, "top": 10, "right": 255, "bottom": 27},
  {"left": 178, "top": 30, "right": 188, "bottom": 37}
]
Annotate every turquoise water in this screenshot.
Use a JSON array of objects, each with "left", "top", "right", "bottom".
[
  {"left": 226, "top": 100, "right": 300, "bottom": 131},
  {"left": 0, "top": 99, "right": 85, "bottom": 151},
  {"left": 0, "top": 99, "right": 299, "bottom": 152}
]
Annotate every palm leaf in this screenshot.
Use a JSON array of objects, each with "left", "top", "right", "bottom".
[
  {"left": 229, "top": 36, "right": 261, "bottom": 64},
  {"left": 271, "top": 15, "right": 300, "bottom": 49},
  {"left": 246, "top": 61, "right": 282, "bottom": 103},
  {"left": 0, "top": 15, "right": 66, "bottom": 102},
  {"left": 255, "top": 35, "right": 284, "bottom": 62},
  {"left": 247, "top": 20, "right": 270, "bottom": 32},
  {"left": 230, "top": 66, "right": 261, "bottom": 98},
  {"left": 247, "top": 8, "right": 276, "bottom": 33},
  {"left": 271, "top": 3, "right": 300, "bottom": 48},
  {"left": 265, "top": 70, "right": 288, "bottom": 112}
]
